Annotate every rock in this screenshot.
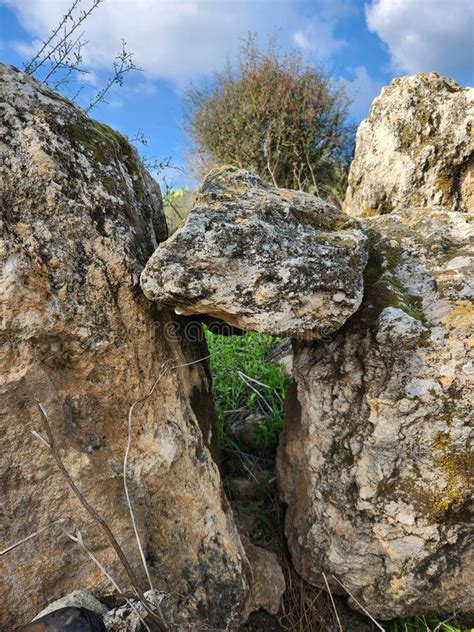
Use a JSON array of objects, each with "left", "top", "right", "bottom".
[
  {"left": 0, "top": 64, "right": 249, "bottom": 629},
  {"left": 228, "top": 478, "right": 260, "bottom": 501},
  {"left": 344, "top": 73, "right": 474, "bottom": 216},
  {"left": 33, "top": 591, "right": 107, "bottom": 620},
  {"left": 102, "top": 589, "right": 163, "bottom": 631},
  {"left": 278, "top": 128, "right": 474, "bottom": 618},
  {"left": 242, "top": 538, "right": 286, "bottom": 619},
  {"left": 141, "top": 167, "right": 368, "bottom": 339},
  {"left": 21, "top": 607, "right": 106, "bottom": 631},
  {"left": 229, "top": 412, "right": 266, "bottom": 452},
  {"left": 270, "top": 339, "right": 293, "bottom": 376}
]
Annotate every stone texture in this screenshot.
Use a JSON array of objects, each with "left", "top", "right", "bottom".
[
  {"left": 278, "top": 206, "right": 474, "bottom": 617},
  {"left": 242, "top": 538, "right": 286, "bottom": 619},
  {"left": 33, "top": 590, "right": 107, "bottom": 620},
  {"left": 141, "top": 167, "right": 367, "bottom": 339},
  {"left": 103, "top": 589, "right": 163, "bottom": 631},
  {"left": 0, "top": 64, "right": 249, "bottom": 629},
  {"left": 344, "top": 73, "right": 474, "bottom": 217}
]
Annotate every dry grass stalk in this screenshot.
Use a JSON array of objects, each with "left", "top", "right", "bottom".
[
  {"left": 124, "top": 359, "right": 174, "bottom": 593},
  {"left": 322, "top": 572, "right": 343, "bottom": 632},
  {"left": 331, "top": 575, "right": 385, "bottom": 631},
  {"left": 0, "top": 519, "right": 66, "bottom": 556},
  {"left": 65, "top": 527, "right": 151, "bottom": 632},
  {"left": 36, "top": 402, "right": 168, "bottom": 631}
]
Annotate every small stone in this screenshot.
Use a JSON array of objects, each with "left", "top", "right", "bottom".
[
  {"left": 32, "top": 591, "right": 107, "bottom": 620},
  {"left": 242, "top": 537, "right": 286, "bottom": 619}
]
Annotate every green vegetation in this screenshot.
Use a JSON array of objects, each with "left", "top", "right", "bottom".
[
  {"left": 163, "top": 188, "right": 196, "bottom": 234},
  {"left": 205, "top": 328, "right": 288, "bottom": 552},
  {"left": 184, "top": 35, "right": 353, "bottom": 204},
  {"left": 383, "top": 615, "right": 468, "bottom": 632},
  {"left": 205, "top": 328, "right": 289, "bottom": 461},
  {"left": 362, "top": 232, "right": 426, "bottom": 326}
]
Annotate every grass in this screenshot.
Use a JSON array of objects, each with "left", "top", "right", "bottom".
[
  {"left": 382, "top": 616, "right": 470, "bottom": 632},
  {"left": 204, "top": 328, "right": 470, "bottom": 632},
  {"left": 205, "top": 328, "right": 289, "bottom": 461}
]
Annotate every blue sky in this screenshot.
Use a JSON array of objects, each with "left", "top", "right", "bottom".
[{"left": 0, "top": 0, "right": 473, "bottom": 186}]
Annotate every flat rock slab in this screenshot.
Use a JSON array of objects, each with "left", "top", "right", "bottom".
[{"left": 141, "top": 167, "right": 367, "bottom": 339}]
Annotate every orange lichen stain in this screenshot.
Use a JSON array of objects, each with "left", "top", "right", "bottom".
[
  {"left": 442, "top": 301, "right": 473, "bottom": 331},
  {"left": 235, "top": 217, "right": 249, "bottom": 224},
  {"left": 439, "top": 376, "right": 453, "bottom": 388}
]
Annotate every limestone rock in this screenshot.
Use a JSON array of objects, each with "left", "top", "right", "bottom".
[
  {"left": 242, "top": 538, "right": 286, "bottom": 619},
  {"left": 0, "top": 65, "right": 249, "bottom": 629},
  {"left": 102, "top": 589, "right": 163, "bottom": 631},
  {"left": 141, "top": 167, "right": 367, "bottom": 339},
  {"left": 33, "top": 590, "right": 107, "bottom": 620},
  {"left": 344, "top": 73, "right": 474, "bottom": 216},
  {"left": 277, "top": 206, "right": 474, "bottom": 618}
]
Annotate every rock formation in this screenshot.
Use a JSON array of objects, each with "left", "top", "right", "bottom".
[
  {"left": 278, "top": 74, "right": 474, "bottom": 618},
  {"left": 3, "top": 61, "right": 473, "bottom": 628},
  {"left": 141, "top": 167, "right": 368, "bottom": 339},
  {"left": 0, "top": 64, "right": 249, "bottom": 629},
  {"left": 344, "top": 72, "right": 474, "bottom": 216}
]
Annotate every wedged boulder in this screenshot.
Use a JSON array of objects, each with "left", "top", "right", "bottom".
[
  {"left": 141, "top": 167, "right": 368, "bottom": 339},
  {"left": 344, "top": 73, "right": 474, "bottom": 216},
  {"left": 0, "top": 65, "right": 249, "bottom": 629},
  {"left": 278, "top": 75, "right": 474, "bottom": 618}
]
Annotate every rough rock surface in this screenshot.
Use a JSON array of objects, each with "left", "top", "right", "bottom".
[
  {"left": 141, "top": 167, "right": 367, "bottom": 339},
  {"left": 103, "top": 589, "right": 163, "bottom": 631},
  {"left": 278, "top": 73, "right": 474, "bottom": 619},
  {"left": 0, "top": 65, "right": 249, "bottom": 629},
  {"left": 344, "top": 73, "right": 474, "bottom": 216},
  {"left": 241, "top": 538, "right": 286, "bottom": 619},
  {"left": 33, "top": 590, "right": 107, "bottom": 620}
]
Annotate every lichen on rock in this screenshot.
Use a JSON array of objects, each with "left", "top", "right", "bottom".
[
  {"left": 344, "top": 73, "right": 474, "bottom": 216},
  {"left": 278, "top": 74, "right": 474, "bottom": 619},
  {"left": 141, "top": 166, "right": 368, "bottom": 339}
]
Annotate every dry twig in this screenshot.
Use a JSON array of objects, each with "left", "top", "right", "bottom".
[{"left": 36, "top": 402, "right": 168, "bottom": 631}]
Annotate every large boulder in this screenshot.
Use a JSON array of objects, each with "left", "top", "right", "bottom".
[
  {"left": 278, "top": 74, "right": 474, "bottom": 619},
  {"left": 344, "top": 73, "right": 474, "bottom": 216},
  {"left": 141, "top": 167, "right": 368, "bottom": 339},
  {"left": 0, "top": 65, "right": 249, "bottom": 629}
]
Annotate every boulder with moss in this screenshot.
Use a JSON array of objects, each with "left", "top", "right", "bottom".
[
  {"left": 141, "top": 167, "right": 368, "bottom": 339},
  {"left": 344, "top": 72, "right": 474, "bottom": 216},
  {"left": 278, "top": 74, "right": 474, "bottom": 619},
  {"left": 0, "top": 64, "right": 250, "bottom": 630}
]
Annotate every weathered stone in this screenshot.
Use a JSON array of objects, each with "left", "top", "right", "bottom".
[
  {"left": 242, "top": 538, "right": 286, "bottom": 619},
  {"left": 0, "top": 65, "right": 249, "bottom": 629},
  {"left": 344, "top": 73, "right": 474, "bottom": 217},
  {"left": 33, "top": 590, "right": 107, "bottom": 620},
  {"left": 141, "top": 167, "right": 368, "bottom": 339},
  {"left": 102, "top": 589, "right": 163, "bottom": 631},
  {"left": 278, "top": 205, "right": 474, "bottom": 618}
]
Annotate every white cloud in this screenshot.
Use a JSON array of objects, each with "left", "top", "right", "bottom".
[
  {"left": 343, "top": 66, "right": 384, "bottom": 121},
  {"left": 366, "top": 0, "right": 474, "bottom": 80},
  {"left": 293, "top": 21, "right": 346, "bottom": 59},
  {"left": 1, "top": 0, "right": 346, "bottom": 82}
]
